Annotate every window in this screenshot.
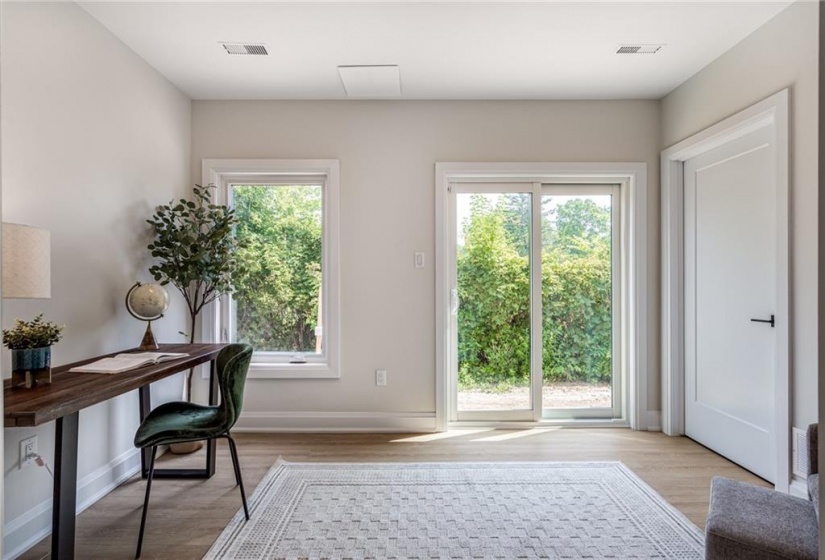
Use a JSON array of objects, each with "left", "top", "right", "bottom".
[{"left": 203, "top": 160, "right": 340, "bottom": 378}]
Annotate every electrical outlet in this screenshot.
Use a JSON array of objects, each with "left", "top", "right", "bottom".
[
  {"left": 376, "top": 369, "right": 387, "bottom": 386},
  {"left": 20, "top": 436, "right": 37, "bottom": 469}
]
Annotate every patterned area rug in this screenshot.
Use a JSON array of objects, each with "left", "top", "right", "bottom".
[{"left": 204, "top": 460, "right": 704, "bottom": 560}]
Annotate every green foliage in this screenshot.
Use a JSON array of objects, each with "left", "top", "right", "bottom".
[
  {"left": 147, "top": 184, "right": 240, "bottom": 401},
  {"left": 498, "top": 194, "right": 532, "bottom": 257},
  {"left": 147, "top": 185, "right": 241, "bottom": 333},
  {"left": 457, "top": 194, "right": 612, "bottom": 389},
  {"left": 542, "top": 236, "right": 612, "bottom": 383},
  {"left": 457, "top": 197, "right": 530, "bottom": 389},
  {"left": 3, "top": 314, "right": 65, "bottom": 349},
  {"left": 232, "top": 185, "right": 322, "bottom": 352},
  {"left": 555, "top": 198, "right": 610, "bottom": 253}
]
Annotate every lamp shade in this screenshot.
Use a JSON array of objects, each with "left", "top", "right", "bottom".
[{"left": 3, "top": 223, "right": 51, "bottom": 299}]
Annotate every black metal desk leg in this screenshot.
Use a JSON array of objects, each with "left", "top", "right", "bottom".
[
  {"left": 52, "top": 411, "right": 79, "bottom": 560},
  {"left": 139, "top": 385, "right": 151, "bottom": 478},
  {"left": 205, "top": 359, "right": 217, "bottom": 477}
]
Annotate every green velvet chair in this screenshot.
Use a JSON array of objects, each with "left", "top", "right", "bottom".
[{"left": 133, "top": 343, "right": 253, "bottom": 558}]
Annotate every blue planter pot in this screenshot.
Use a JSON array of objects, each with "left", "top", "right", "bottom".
[{"left": 11, "top": 346, "right": 52, "bottom": 388}]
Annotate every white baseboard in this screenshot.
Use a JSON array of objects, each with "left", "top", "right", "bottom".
[
  {"left": 3, "top": 448, "right": 142, "bottom": 560},
  {"left": 233, "top": 411, "right": 437, "bottom": 433},
  {"left": 233, "top": 411, "right": 663, "bottom": 433},
  {"left": 644, "top": 410, "right": 662, "bottom": 432},
  {"left": 789, "top": 477, "right": 809, "bottom": 499}
]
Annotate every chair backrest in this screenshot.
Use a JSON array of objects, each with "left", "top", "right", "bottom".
[{"left": 216, "top": 343, "right": 253, "bottom": 431}]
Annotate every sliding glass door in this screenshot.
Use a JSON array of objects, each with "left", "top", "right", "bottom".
[
  {"left": 540, "top": 187, "right": 620, "bottom": 419},
  {"left": 449, "top": 182, "right": 621, "bottom": 422},
  {"left": 451, "top": 185, "right": 536, "bottom": 421}
]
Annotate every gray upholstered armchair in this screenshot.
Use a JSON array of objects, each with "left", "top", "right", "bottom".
[{"left": 705, "top": 423, "right": 819, "bottom": 560}]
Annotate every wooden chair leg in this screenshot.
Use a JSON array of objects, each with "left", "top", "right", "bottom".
[
  {"left": 136, "top": 446, "right": 158, "bottom": 558},
  {"left": 225, "top": 434, "right": 250, "bottom": 520}
]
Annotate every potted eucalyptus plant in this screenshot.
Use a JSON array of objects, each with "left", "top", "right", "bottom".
[
  {"left": 3, "top": 314, "right": 65, "bottom": 388},
  {"left": 147, "top": 184, "right": 240, "bottom": 451}
]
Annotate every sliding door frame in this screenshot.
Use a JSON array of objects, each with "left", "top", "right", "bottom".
[
  {"left": 435, "top": 162, "right": 649, "bottom": 431},
  {"left": 449, "top": 182, "right": 539, "bottom": 422},
  {"left": 540, "top": 183, "right": 622, "bottom": 421}
]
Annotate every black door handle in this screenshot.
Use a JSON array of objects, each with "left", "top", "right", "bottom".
[{"left": 750, "top": 315, "right": 775, "bottom": 328}]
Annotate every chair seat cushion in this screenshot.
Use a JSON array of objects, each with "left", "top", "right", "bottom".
[
  {"left": 134, "top": 401, "right": 225, "bottom": 448},
  {"left": 706, "top": 477, "right": 818, "bottom": 560}
]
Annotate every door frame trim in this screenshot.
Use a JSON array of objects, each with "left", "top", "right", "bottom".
[
  {"left": 434, "top": 162, "right": 648, "bottom": 432},
  {"left": 660, "top": 89, "right": 790, "bottom": 492}
]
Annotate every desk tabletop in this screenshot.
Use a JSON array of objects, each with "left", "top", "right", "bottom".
[{"left": 4, "top": 343, "right": 227, "bottom": 428}]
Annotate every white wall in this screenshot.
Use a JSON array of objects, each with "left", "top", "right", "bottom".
[
  {"left": 0, "top": 3, "right": 191, "bottom": 557},
  {"left": 818, "top": 0, "right": 825, "bottom": 546},
  {"left": 661, "top": 1, "right": 819, "bottom": 432},
  {"left": 191, "top": 99, "right": 662, "bottom": 429}
]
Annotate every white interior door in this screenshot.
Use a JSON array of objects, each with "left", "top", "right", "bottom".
[{"left": 684, "top": 126, "right": 779, "bottom": 482}]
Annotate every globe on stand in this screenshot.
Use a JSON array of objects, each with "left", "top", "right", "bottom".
[{"left": 126, "top": 282, "right": 170, "bottom": 351}]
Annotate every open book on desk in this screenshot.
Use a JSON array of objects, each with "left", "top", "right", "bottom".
[{"left": 69, "top": 352, "right": 189, "bottom": 374}]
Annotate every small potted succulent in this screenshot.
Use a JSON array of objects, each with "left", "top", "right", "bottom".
[{"left": 3, "top": 314, "right": 65, "bottom": 388}]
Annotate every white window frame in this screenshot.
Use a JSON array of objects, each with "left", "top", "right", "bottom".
[
  {"left": 202, "top": 159, "right": 341, "bottom": 379},
  {"left": 435, "top": 162, "right": 649, "bottom": 431},
  {"left": 447, "top": 181, "right": 622, "bottom": 424},
  {"left": 539, "top": 183, "right": 623, "bottom": 421}
]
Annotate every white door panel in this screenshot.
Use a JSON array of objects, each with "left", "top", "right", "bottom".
[{"left": 685, "top": 127, "right": 776, "bottom": 481}]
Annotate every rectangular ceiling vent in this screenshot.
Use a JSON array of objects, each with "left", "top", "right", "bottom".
[
  {"left": 221, "top": 43, "right": 268, "bottom": 56},
  {"left": 338, "top": 65, "right": 402, "bottom": 97},
  {"left": 616, "top": 44, "right": 663, "bottom": 55}
]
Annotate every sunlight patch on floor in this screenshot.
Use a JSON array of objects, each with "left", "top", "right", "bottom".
[
  {"left": 471, "top": 427, "right": 561, "bottom": 442},
  {"left": 390, "top": 429, "right": 494, "bottom": 443}
]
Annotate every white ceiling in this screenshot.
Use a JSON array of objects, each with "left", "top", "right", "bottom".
[{"left": 79, "top": 1, "right": 794, "bottom": 100}]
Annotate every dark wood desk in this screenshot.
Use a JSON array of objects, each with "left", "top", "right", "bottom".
[{"left": 4, "top": 343, "right": 227, "bottom": 560}]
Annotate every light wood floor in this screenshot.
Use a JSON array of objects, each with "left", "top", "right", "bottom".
[{"left": 20, "top": 429, "right": 769, "bottom": 559}]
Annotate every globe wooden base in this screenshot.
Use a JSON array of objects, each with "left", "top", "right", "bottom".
[{"left": 139, "top": 321, "right": 159, "bottom": 351}]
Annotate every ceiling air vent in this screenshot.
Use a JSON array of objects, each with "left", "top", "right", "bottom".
[
  {"left": 221, "top": 43, "right": 268, "bottom": 56},
  {"left": 338, "top": 65, "right": 402, "bottom": 97},
  {"left": 616, "top": 44, "right": 664, "bottom": 55}
]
